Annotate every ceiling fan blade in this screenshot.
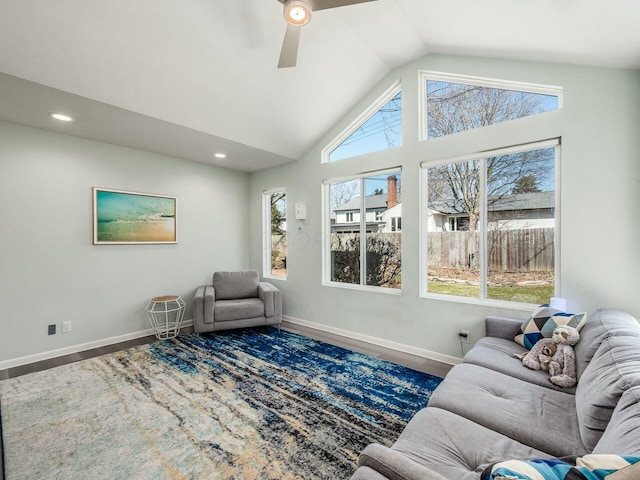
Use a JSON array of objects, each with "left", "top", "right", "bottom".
[
  {"left": 311, "top": 0, "right": 377, "bottom": 12},
  {"left": 278, "top": 23, "right": 301, "bottom": 68}
]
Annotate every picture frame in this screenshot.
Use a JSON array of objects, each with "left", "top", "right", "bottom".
[{"left": 93, "top": 188, "right": 177, "bottom": 245}]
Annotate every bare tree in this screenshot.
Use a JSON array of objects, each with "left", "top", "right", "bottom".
[
  {"left": 270, "top": 193, "right": 286, "bottom": 235},
  {"left": 427, "top": 83, "right": 554, "bottom": 229},
  {"left": 427, "top": 83, "right": 549, "bottom": 138},
  {"left": 382, "top": 92, "right": 402, "bottom": 148},
  {"left": 330, "top": 180, "right": 360, "bottom": 211}
]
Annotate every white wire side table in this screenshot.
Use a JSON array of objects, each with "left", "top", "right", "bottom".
[{"left": 145, "top": 295, "right": 186, "bottom": 339}]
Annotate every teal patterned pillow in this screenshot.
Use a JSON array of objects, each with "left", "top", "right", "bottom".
[
  {"left": 481, "top": 454, "right": 640, "bottom": 480},
  {"left": 514, "top": 304, "right": 587, "bottom": 350}
]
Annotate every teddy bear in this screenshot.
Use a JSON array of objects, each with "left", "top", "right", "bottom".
[
  {"left": 515, "top": 325, "right": 580, "bottom": 388},
  {"left": 514, "top": 339, "right": 555, "bottom": 371},
  {"left": 538, "top": 342, "right": 557, "bottom": 371},
  {"left": 546, "top": 325, "right": 580, "bottom": 387}
]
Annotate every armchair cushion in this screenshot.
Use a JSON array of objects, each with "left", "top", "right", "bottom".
[
  {"left": 214, "top": 298, "right": 265, "bottom": 322},
  {"left": 212, "top": 270, "right": 259, "bottom": 300}
]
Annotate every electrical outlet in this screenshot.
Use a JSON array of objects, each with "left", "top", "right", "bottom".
[
  {"left": 63, "top": 321, "right": 72, "bottom": 333},
  {"left": 48, "top": 324, "right": 56, "bottom": 335},
  {"left": 459, "top": 330, "right": 470, "bottom": 344}
]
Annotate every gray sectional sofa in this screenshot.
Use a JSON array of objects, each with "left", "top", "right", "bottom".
[{"left": 350, "top": 308, "right": 640, "bottom": 480}]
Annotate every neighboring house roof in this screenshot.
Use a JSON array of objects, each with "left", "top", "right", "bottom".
[
  {"left": 429, "top": 191, "right": 554, "bottom": 215},
  {"left": 335, "top": 191, "right": 553, "bottom": 215},
  {"left": 334, "top": 193, "right": 402, "bottom": 212}
]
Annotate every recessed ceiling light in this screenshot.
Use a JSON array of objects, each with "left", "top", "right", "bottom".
[
  {"left": 49, "top": 112, "right": 73, "bottom": 122},
  {"left": 214, "top": 153, "right": 227, "bottom": 159}
]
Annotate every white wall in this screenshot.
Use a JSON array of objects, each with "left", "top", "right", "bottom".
[
  {"left": 249, "top": 55, "right": 640, "bottom": 360},
  {"left": 0, "top": 121, "right": 250, "bottom": 363}
]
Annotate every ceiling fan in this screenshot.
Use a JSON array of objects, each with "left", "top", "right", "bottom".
[{"left": 276, "top": 0, "right": 377, "bottom": 68}]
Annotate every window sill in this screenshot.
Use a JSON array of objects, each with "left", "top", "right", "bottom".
[
  {"left": 323, "top": 281, "right": 402, "bottom": 296},
  {"left": 264, "top": 274, "right": 287, "bottom": 281},
  {"left": 420, "top": 292, "right": 538, "bottom": 311}
]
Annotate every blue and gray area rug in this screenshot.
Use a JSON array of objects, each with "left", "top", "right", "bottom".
[{"left": 0, "top": 327, "right": 442, "bottom": 480}]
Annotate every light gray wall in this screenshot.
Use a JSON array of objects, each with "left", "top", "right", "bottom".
[
  {"left": 0, "top": 121, "right": 250, "bottom": 363},
  {"left": 249, "top": 55, "right": 640, "bottom": 359}
]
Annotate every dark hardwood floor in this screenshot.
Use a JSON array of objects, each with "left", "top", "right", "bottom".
[
  {"left": 0, "top": 334, "right": 161, "bottom": 380},
  {"left": 0, "top": 322, "right": 453, "bottom": 380}
]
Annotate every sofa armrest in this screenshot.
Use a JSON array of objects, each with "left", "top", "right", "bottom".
[
  {"left": 358, "top": 444, "right": 450, "bottom": 480},
  {"left": 485, "top": 315, "right": 524, "bottom": 340},
  {"left": 259, "top": 282, "right": 282, "bottom": 321},
  {"left": 351, "top": 466, "right": 392, "bottom": 479},
  {"left": 193, "top": 285, "right": 215, "bottom": 332}
]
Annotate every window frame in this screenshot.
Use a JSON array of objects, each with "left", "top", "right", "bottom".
[
  {"left": 322, "top": 167, "right": 402, "bottom": 294},
  {"left": 322, "top": 80, "right": 402, "bottom": 164},
  {"left": 419, "top": 138, "right": 561, "bottom": 309},
  {"left": 419, "top": 71, "right": 563, "bottom": 142},
  {"left": 262, "top": 187, "right": 287, "bottom": 280}
]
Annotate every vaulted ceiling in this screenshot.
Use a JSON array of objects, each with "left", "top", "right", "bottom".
[{"left": 0, "top": 0, "right": 638, "bottom": 171}]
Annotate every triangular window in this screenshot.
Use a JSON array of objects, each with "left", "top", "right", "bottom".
[{"left": 324, "top": 83, "right": 402, "bottom": 163}]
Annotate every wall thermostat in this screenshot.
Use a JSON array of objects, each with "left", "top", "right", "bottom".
[{"left": 295, "top": 201, "right": 307, "bottom": 220}]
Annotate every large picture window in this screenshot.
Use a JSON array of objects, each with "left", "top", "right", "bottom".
[
  {"left": 324, "top": 170, "right": 402, "bottom": 291},
  {"left": 421, "top": 72, "right": 561, "bottom": 140},
  {"left": 423, "top": 140, "right": 559, "bottom": 305},
  {"left": 263, "top": 188, "right": 287, "bottom": 279}
]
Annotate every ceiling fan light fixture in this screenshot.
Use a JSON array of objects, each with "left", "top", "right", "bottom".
[{"left": 284, "top": 0, "right": 311, "bottom": 26}]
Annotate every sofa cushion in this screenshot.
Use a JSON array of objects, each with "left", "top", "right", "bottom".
[
  {"left": 481, "top": 455, "right": 640, "bottom": 480},
  {"left": 463, "top": 337, "right": 576, "bottom": 393},
  {"left": 214, "top": 298, "right": 264, "bottom": 322},
  {"left": 428, "top": 364, "right": 586, "bottom": 457},
  {"left": 391, "top": 407, "right": 552, "bottom": 480},
  {"left": 593, "top": 386, "right": 640, "bottom": 456},
  {"left": 574, "top": 309, "right": 640, "bottom": 380},
  {"left": 575, "top": 336, "right": 640, "bottom": 451},
  {"left": 514, "top": 305, "right": 586, "bottom": 349},
  {"left": 212, "top": 270, "right": 260, "bottom": 300}
]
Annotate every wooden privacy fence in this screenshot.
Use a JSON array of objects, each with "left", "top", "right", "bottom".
[{"left": 428, "top": 227, "right": 554, "bottom": 272}]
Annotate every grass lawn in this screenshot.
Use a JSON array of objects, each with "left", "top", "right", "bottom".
[{"left": 428, "top": 281, "right": 553, "bottom": 304}]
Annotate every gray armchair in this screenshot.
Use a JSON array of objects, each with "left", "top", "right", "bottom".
[{"left": 193, "top": 270, "right": 282, "bottom": 333}]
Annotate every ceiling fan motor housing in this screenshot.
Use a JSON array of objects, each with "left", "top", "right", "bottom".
[{"left": 284, "top": 0, "right": 312, "bottom": 26}]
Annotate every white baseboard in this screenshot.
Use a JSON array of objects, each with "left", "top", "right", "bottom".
[
  {"left": 2, "top": 317, "right": 460, "bottom": 371},
  {"left": 0, "top": 320, "right": 194, "bottom": 370},
  {"left": 282, "top": 315, "right": 461, "bottom": 367}
]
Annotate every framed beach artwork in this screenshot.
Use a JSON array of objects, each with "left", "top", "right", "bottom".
[{"left": 93, "top": 188, "right": 177, "bottom": 244}]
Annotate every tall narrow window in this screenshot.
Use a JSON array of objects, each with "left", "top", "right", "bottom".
[
  {"left": 263, "top": 189, "right": 287, "bottom": 279},
  {"left": 422, "top": 72, "right": 561, "bottom": 140},
  {"left": 324, "top": 83, "right": 402, "bottom": 163},
  {"left": 423, "top": 140, "right": 558, "bottom": 305},
  {"left": 325, "top": 170, "right": 401, "bottom": 291}
]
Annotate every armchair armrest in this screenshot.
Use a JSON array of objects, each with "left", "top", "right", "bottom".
[
  {"left": 258, "top": 282, "right": 282, "bottom": 322},
  {"left": 485, "top": 315, "right": 524, "bottom": 340},
  {"left": 358, "top": 443, "right": 449, "bottom": 480}
]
